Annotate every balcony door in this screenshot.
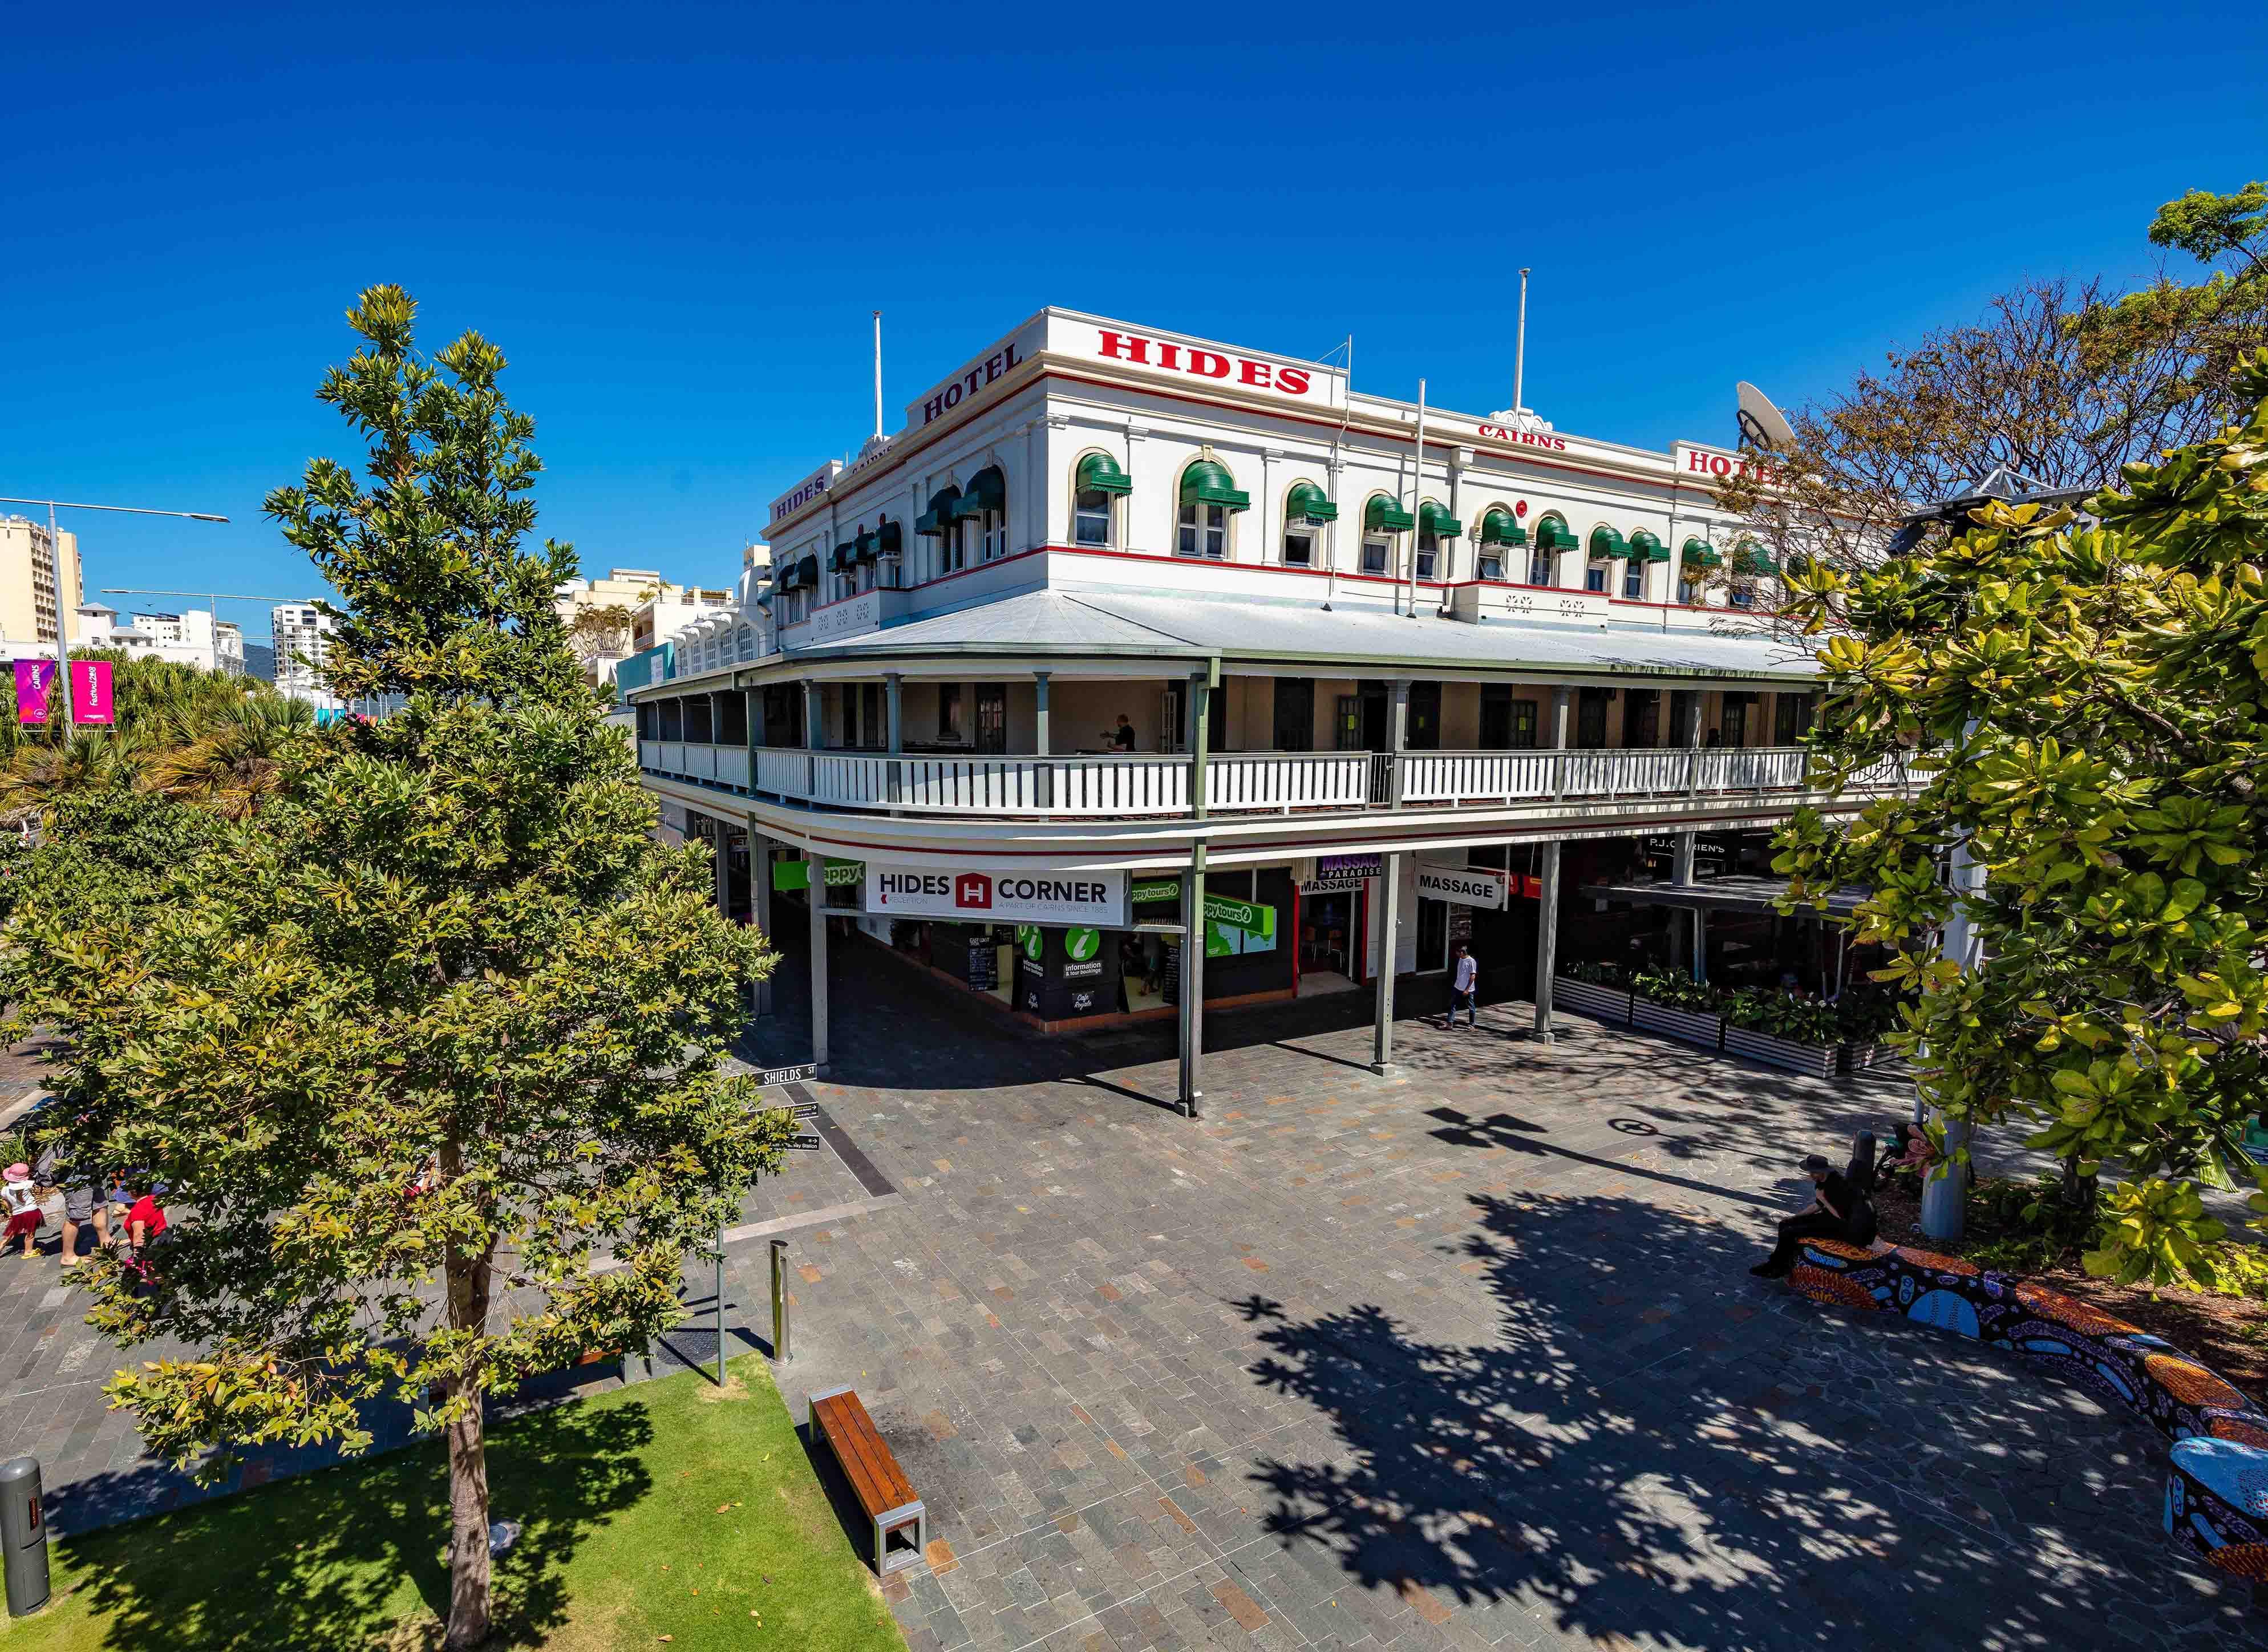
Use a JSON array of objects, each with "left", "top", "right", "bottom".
[
  {"left": 976, "top": 682, "right": 1008, "bottom": 754},
  {"left": 1272, "top": 678, "right": 1315, "bottom": 752}
]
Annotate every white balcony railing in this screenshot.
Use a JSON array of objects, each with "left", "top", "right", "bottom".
[{"left": 637, "top": 742, "right": 1902, "bottom": 820}]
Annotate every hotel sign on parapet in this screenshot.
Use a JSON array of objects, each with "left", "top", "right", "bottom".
[
  {"left": 768, "top": 460, "right": 842, "bottom": 525},
  {"left": 1674, "top": 443, "right": 1773, "bottom": 485}
]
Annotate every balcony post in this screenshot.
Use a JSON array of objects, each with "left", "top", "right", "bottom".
[
  {"left": 884, "top": 673, "right": 903, "bottom": 812},
  {"left": 752, "top": 836, "right": 774, "bottom": 1019},
  {"left": 1388, "top": 679, "right": 1410, "bottom": 808},
  {"left": 1549, "top": 685, "right": 1571, "bottom": 800},
  {"left": 1034, "top": 670, "right": 1052, "bottom": 811},
  {"left": 807, "top": 848, "right": 830, "bottom": 1074},
  {"left": 1370, "top": 851, "right": 1401, "bottom": 1074},
  {"left": 803, "top": 681, "right": 821, "bottom": 796}
]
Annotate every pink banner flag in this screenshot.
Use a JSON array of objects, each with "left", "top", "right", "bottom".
[
  {"left": 13, "top": 659, "right": 56, "bottom": 725},
  {"left": 70, "top": 659, "right": 114, "bottom": 725}
]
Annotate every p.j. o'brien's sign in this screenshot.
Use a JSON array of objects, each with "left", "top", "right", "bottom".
[{"left": 768, "top": 460, "right": 842, "bottom": 525}]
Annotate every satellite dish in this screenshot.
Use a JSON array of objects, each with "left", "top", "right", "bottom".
[{"left": 1735, "top": 382, "right": 1797, "bottom": 452}]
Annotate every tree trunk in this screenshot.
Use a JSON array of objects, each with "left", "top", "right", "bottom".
[{"left": 443, "top": 1142, "right": 497, "bottom": 1652}]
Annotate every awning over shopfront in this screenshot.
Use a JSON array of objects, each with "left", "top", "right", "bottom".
[
  {"left": 1628, "top": 528, "right": 1667, "bottom": 562},
  {"left": 1076, "top": 452, "right": 1134, "bottom": 496},
  {"left": 1590, "top": 525, "right": 1629, "bottom": 560},
  {"left": 1682, "top": 538, "right": 1722, "bottom": 569},
  {"left": 1578, "top": 873, "right": 1870, "bottom": 918},
  {"left": 1733, "top": 542, "right": 1778, "bottom": 575},
  {"left": 952, "top": 467, "right": 1006, "bottom": 520},
  {"left": 1285, "top": 481, "right": 1338, "bottom": 525},
  {"left": 1419, "top": 501, "right": 1463, "bottom": 538}
]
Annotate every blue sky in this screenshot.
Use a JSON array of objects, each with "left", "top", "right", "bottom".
[{"left": 5, "top": 2, "right": 2261, "bottom": 641}]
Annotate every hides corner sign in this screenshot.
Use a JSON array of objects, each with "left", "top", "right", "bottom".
[{"left": 868, "top": 865, "right": 1128, "bottom": 926}]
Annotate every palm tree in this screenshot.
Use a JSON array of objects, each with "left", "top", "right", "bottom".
[
  {"left": 0, "top": 728, "right": 148, "bottom": 820},
  {"left": 143, "top": 694, "right": 317, "bottom": 819}
]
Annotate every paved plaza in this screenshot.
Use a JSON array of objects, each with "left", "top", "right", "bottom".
[{"left": 3, "top": 930, "right": 2263, "bottom": 1649}]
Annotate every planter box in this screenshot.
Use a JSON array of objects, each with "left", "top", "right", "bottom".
[
  {"left": 1629, "top": 999, "right": 1723, "bottom": 1050},
  {"left": 1840, "top": 1041, "right": 1902, "bottom": 1075},
  {"left": 1723, "top": 1025, "right": 1840, "bottom": 1079},
  {"left": 1550, "top": 977, "right": 1632, "bottom": 1026}
]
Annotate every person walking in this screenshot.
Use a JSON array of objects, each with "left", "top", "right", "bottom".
[
  {"left": 3, "top": 1163, "right": 44, "bottom": 1259},
  {"left": 1443, "top": 942, "right": 1479, "bottom": 1029}
]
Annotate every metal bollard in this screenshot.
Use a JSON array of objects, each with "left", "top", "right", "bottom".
[
  {"left": 770, "top": 1238, "right": 792, "bottom": 1363},
  {"left": 2, "top": 1456, "right": 48, "bottom": 1617}
]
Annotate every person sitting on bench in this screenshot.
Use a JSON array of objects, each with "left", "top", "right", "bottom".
[{"left": 1750, "top": 1152, "right": 1872, "bottom": 1277}]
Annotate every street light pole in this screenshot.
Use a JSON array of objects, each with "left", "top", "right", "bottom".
[{"left": 0, "top": 498, "right": 229, "bottom": 729}]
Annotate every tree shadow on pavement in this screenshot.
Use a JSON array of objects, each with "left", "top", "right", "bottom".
[
  {"left": 1240, "top": 1191, "right": 2263, "bottom": 1651},
  {"left": 54, "top": 1396, "right": 654, "bottom": 1650}
]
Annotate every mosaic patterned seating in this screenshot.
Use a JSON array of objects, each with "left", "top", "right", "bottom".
[{"left": 1790, "top": 1236, "right": 2268, "bottom": 1578}]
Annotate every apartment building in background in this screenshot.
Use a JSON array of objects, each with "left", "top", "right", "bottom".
[
  {"left": 73, "top": 605, "right": 246, "bottom": 673},
  {"left": 554, "top": 566, "right": 737, "bottom": 690},
  {"left": 272, "top": 602, "right": 340, "bottom": 707},
  {"left": 0, "top": 515, "right": 84, "bottom": 654}
]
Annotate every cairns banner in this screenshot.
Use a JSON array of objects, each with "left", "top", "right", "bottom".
[{"left": 13, "top": 658, "right": 115, "bottom": 724}]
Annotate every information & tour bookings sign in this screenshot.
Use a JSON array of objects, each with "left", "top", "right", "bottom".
[{"left": 866, "top": 862, "right": 1128, "bottom": 926}]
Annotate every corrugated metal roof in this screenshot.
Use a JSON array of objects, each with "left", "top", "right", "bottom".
[{"left": 801, "top": 588, "right": 1818, "bottom": 681}]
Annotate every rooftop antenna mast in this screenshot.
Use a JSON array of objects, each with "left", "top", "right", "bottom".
[
  {"left": 872, "top": 310, "right": 884, "bottom": 439},
  {"left": 1513, "top": 268, "right": 1530, "bottom": 416}
]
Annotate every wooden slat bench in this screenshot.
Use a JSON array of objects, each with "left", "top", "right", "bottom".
[{"left": 808, "top": 1385, "right": 926, "bottom": 1574}]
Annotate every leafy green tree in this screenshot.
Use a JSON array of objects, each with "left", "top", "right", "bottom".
[
  {"left": 4, "top": 286, "right": 784, "bottom": 1650},
  {"left": 1773, "top": 351, "right": 2268, "bottom": 1289}
]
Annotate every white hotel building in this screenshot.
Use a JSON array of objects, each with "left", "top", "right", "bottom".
[{"left": 630, "top": 308, "right": 1903, "bottom": 1104}]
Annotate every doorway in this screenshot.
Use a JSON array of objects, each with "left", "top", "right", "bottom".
[
  {"left": 1297, "top": 886, "right": 1358, "bottom": 995},
  {"left": 1273, "top": 678, "right": 1315, "bottom": 751}
]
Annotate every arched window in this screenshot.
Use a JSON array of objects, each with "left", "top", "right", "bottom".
[
  {"left": 1177, "top": 459, "right": 1249, "bottom": 560},
  {"left": 956, "top": 466, "right": 1007, "bottom": 561},
  {"left": 1360, "top": 495, "right": 1414, "bottom": 577},
  {"left": 918, "top": 485, "right": 965, "bottom": 576},
  {"left": 1530, "top": 515, "right": 1576, "bottom": 586},
  {"left": 1625, "top": 531, "right": 1662, "bottom": 600},
  {"left": 1417, "top": 501, "right": 1460, "bottom": 582},
  {"left": 1072, "top": 452, "right": 1129, "bottom": 548},
  {"left": 735, "top": 624, "right": 754, "bottom": 659},
  {"left": 1475, "top": 506, "right": 1524, "bottom": 581},
  {"left": 1585, "top": 526, "right": 1625, "bottom": 594},
  {"left": 1282, "top": 480, "right": 1335, "bottom": 568}
]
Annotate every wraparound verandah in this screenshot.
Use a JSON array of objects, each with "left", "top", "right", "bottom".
[{"left": 669, "top": 790, "right": 1839, "bottom": 1119}]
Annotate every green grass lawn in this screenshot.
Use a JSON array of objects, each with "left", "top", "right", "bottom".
[{"left": 0, "top": 1357, "right": 907, "bottom": 1652}]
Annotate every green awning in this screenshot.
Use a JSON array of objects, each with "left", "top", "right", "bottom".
[
  {"left": 1179, "top": 460, "right": 1250, "bottom": 511},
  {"left": 1076, "top": 452, "right": 1133, "bottom": 496},
  {"left": 1590, "top": 525, "right": 1630, "bottom": 561},
  {"left": 915, "top": 489, "right": 960, "bottom": 536},
  {"left": 1682, "top": 538, "right": 1722, "bottom": 569},
  {"left": 853, "top": 531, "right": 878, "bottom": 562},
  {"left": 1784, "top": 551, "right": 1813, "bottom": 578},
  {"left": 1629, "top": 529, "right": 1667, "bottom": 563},
  {"left": 876, "top": 520, "right": 903, "bottom": 558},
  {"left": 832, "top": 541, "right": 858, "bottom": 570},
  {"left": 1478, "top": 508, "right": 1526, "bottom": 547},
  {"left": 953, "top": 467, "right": 1006, "bottom": 520},
  {"left": 1534, "top": 517, "right": 1580, "bottom": 553},
  {"left": 754, "top": 591, "right": 772, "bottom": 609},
  {"left": 795, "top": 553, "right": 821, "bottom": 588},
  {"left": 1363, "top": 496, "right": 1415, "bottom": 533},
  {"left": 1284, "top": 481, "right": 1338, "bottom": 525},
  {"left": 1419, "top": 501, "right": 1463, "bottom": 539},
  {"left": 1733, "top": 542, "right": 1778, "bottom": 575}
]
